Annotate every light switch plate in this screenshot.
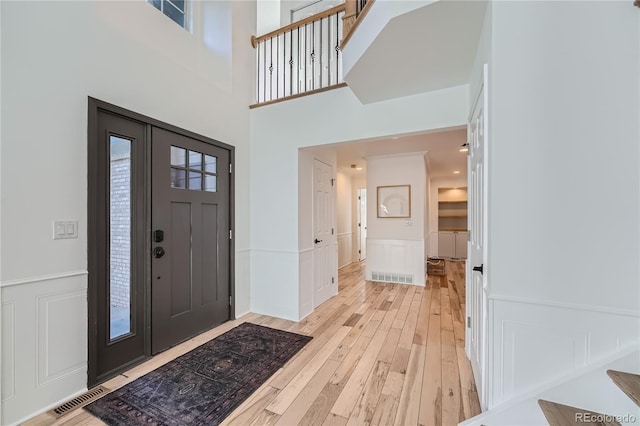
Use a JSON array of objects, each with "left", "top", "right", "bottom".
[{"left": 53, "top": 221, "right": 78, "bottom": 239}]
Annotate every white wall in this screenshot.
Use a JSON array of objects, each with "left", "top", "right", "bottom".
[
  {"left": 366, "top": 153, "right": 427, "bottom": 285},
  {"left": 482, "top": 0, "right": 640, "bottom": 408},
  {"left": 250, "top": 84, "right": 469, "bottom": 320},
  {"left": 337, "top": 172, "right": 353, "bottom": 269},
  {"left": 257, "top": 0, "right": 282, "bottom": 34},
  {"left": 0, "top": 1, "right": 255, "bottom": 424}
]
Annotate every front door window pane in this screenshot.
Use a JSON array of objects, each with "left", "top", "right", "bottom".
[
  {"left": 205, "top": 175, "right": 217, "bottom": 192},
  {"left": 171, "top": 146, "right": 186, "bottom": 167},
  {"left": 204, "top": 155, "right": 217, "bottom": 173},
  {"left": 189, "top": 150, "right": 202, "bottom": 170},
  {"left": 171, "top": 168, "right": 186, "bottom": 189},
  {"left": 189, "top": 171, "right": 202, "bottom": 190},
  {"left": 109, "top": 136, "right": 132, "bottom": 340}
]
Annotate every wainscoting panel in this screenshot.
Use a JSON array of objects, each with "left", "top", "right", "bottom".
[
  {"left": 366, "top": 239, "right": 425, "bottom": 286},
  {"left": 250, "top": 249, "right": 301, "bottom": 322},
  {"left": 1, "top": 302, "right": 16, "bottom": 402},
  {"left": 488, "top": 296, "right": 640, "bottom": 409},
  {"left": 428, "top": 231, "right": 439, "bottom": 257},
  {"left": 37, "top": 290, "right": 87, "bottom": 386},
  {"left": 234, "top": 249, "right": 251, "bottom": 318},
  {"left": 298, "top": 248, "right": 314, "bottom": 320},
  {"left": 338, "top": 232, "right": 353, "bottom": 269},
  {"left": 1, "top": 273, "right": 87, "bottom": 426}
]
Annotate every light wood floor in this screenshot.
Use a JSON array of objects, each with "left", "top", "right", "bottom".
[{"left": 24, "top": 260, "right": 480, "bottom": 426}]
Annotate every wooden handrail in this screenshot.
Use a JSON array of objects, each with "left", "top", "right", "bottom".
[
  {"left": 251, "top": 4, "right": 346, "bottom": 48},
  {"left": 341, "top": 0, "right": 374, "bottom": 49}
]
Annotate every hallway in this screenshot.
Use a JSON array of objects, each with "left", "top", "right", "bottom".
[{"left": 25, "top": 260, "right": 480, "bottom": 426}]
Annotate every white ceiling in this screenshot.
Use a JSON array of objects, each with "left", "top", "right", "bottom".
[
  {"left": 331, "top": 127, "right": 468, "bottom": 179},
  {"left": 344, "top": 0, "right": 488, "bottom": 104}
]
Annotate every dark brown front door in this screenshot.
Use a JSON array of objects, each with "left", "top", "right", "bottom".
[
  {"left": 89, "top": 99, "right": 234, "bottom": 386},
  {"left": 150, "top": 127, "right": 231, "bottom": 354}
]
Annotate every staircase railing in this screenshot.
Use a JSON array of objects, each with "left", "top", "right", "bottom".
[
  {"left": 250, "top": 4, "right": 346, "bottom": 106},
  {"left": 341, "top": 0, "right": 374, "bottom": 48}
]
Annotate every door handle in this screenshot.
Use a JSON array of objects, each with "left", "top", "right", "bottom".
[
  {"left": 473, "top": 264, "right": 483, "bottom": 274},
  {"left": 154, "top": 247, "right": 166, "bottom": 258},
  {"left": 314, "top": 239, "right": 323, "bottom": 244}
]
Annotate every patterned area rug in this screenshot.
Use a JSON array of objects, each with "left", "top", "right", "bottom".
[{"left": 85, "top": 322, "right": 311, "bottom": 425}]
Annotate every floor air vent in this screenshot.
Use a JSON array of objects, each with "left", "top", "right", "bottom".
[
  {"left": 371, "top": 272, "right": 414, "bottom": 284},
  {"left": 47, "top": 385, "right": 109, "bottom": 418}
]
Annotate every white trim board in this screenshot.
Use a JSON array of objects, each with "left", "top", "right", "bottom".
[{"left": 1, "top": 270, "right": 88, "bottom": 288}]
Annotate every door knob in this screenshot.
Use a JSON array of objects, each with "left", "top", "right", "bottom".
[
  {"left": 154, "top": 247, "right": 166, "bottom": 258},
  {"left": 314, "top": 238, "right": 323, "bottom": 244},
  {"left": 472, "top": 264, "right": 483, "bottom": 274}
]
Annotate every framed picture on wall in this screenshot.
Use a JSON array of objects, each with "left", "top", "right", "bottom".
[{"left": 377, "top": 185, "right": 411, "bottom": 218}]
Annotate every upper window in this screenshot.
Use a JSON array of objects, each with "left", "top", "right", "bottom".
[
  {"left": 148, "top": 0, "right": 188, "bottom": 30},
  {"left": 170, "top": 146, "right": 217, "bottom": 192}
]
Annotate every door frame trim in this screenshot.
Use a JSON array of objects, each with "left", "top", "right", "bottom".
[{"left": 87, "top": 97, "right": 235, "bottom": 386}]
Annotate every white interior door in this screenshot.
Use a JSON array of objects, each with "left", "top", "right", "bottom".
[
  {"left": 313, "top": 159, "right": 336, "bottom": 307},
  {"left": 466, "top": 64, "right": 489, "bottom": 410},
  {"left": 357, "top": 188, "right": 367, "bottom": 261}
]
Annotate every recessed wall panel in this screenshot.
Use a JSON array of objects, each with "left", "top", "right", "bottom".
[
  {"left": 1, "top": 301, "right": 16, "bottom": 400},
  {"left": 170, "top": 202, "right": 192, "bottom": 316},
  {"left": 201, "top": 203, "right": 218, "bottom": 305},
  {"left": 37, "top": 290, "right": 86, "bottom": 385}
]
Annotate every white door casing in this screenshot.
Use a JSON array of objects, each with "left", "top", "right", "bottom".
[
  {"left": 466, "top": 63, "right": 490, "bottom": 410},
  {"left": 357, "top": 188, "right": 367, "bottom": 261},
  {"left": 313, "top": 159, "right": 337, "bottom": 308}
]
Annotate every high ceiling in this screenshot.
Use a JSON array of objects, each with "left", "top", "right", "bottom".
[{"left": 332, "top": 127, "right": 468, "bottom": 179}]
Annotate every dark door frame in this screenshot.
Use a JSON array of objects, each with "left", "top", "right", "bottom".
[{"left": 87, "top": 97, "right": 235, "bottom": 386}]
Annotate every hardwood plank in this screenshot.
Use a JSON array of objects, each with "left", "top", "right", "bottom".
[
  {"left": 412, "top": 283, "right": 432, "bottom": 346},
  {"left": 298, "top": 382, "right": 344, "bottom": 426},
  {"left": 322, "top": 413, "right": 349, "bottom": 426},
  {"left": 378, "top": 306, "right": 399, "bottom": 332},
  {"left": 418, "top": 280, "right": 442, "bottom": 426},
  {"left": 440, "top": 285, "right": 454, "bottom": 332},
  {"left": 382, "top": 371, "right": 405, "bottom": 396},
  {"left": 370, "top": 394, "right": 400, "bottom": 426},
  {"left": 393, "top": 344, "right": 426, "bottom": 426},
  {"left": 223, "top": 386, "right": 280, "bottom": 426},
  {"left": 392, "top": 286, "right": 417, "bottom": 329},
  {"left": 345, "top": 360, "right": 391, "bottom": 426},
  {"left": 269, "top": 322, "right": 346, "bottom": 390},
  {"left": 441, "top": 329, "right": 464, "bottom": 425},
  {"left": 276, "top": 359, "right": 341, "bottom": 426},
  {"left": 343, "top": 313, "right": 362, "bottom": 327},
  {"left": 331, "top": 330, "right": 388, "bottom": 417},
  {"left": 267, "top": 326, "right": 351, "bottom": 414},
  {"left": 389, "top": 347, "right": 411, "bottom": 374},
  {"left": 397, "top": 294, "right": 422, "bottom": 350},
  {"left": 329, "top": 288, "right": 389, "bottom": 364},
  {"left": 389, "top": 285, "right": 409, "bottom": 311},
  {"left": 377, "top": 327, "right": 402, "bottom": 364}
]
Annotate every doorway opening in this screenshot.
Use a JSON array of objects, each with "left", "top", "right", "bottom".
[{"left": 357, "top": 188, "right": 367, "bottom": 261}]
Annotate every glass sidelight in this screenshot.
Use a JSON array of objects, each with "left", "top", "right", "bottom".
[{"left": 109, "top": 136, "right": 132, "bottom": 340}]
